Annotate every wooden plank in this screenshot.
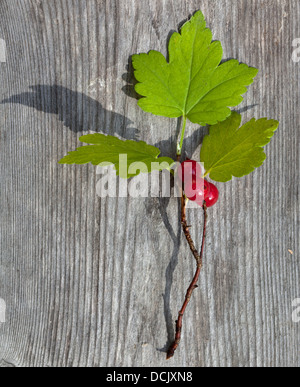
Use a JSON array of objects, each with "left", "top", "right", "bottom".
[{"left": 0, "top": 0, "right": 299, "bottom": 367}]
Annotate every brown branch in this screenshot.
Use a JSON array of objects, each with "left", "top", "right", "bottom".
[{"left": 166, "top": 197, "right": 208, "bottom": 360}]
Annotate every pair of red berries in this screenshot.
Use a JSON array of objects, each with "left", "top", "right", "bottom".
[{"left": 178, "top": 160, "right": 219, "bottom": 208}]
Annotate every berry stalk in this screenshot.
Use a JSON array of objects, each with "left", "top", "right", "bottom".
[
  {"left": 177, "top": 116, "right": 188, "bottom": 156},
  {"left": 167, "top": 196, "right": 208, "bottom": 360}
]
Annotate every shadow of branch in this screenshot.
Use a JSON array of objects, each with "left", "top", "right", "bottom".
[{"left": 156, "top": 194, "right": 182, "bottom": 353}]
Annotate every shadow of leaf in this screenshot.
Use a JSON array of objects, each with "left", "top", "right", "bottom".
[
  {"left": 2, "top": 84, "right": 140, "bottom": 140},
  {"left": 121, "top": 56, "right": 140, "bottom": 100}
]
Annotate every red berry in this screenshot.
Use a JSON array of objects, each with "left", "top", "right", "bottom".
[
  {"left": 178, "top": 160, "right": 203, "bottom": 184},
  {"left": 177, "top": 161, "right": 215, "bottom": 208},
  {"left": 184, "top": 176, "right": 205, "bottom": 204},
  {"left": 183, "top": 177, "right": 211, "bottom": 207},
  {"left": 204, "top": 182, "right": 219, "bottom": 208},
  {"left": 203, "top": 180, "right": 210, "bottom": 198}
]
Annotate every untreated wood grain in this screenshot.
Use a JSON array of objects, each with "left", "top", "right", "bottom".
[{"left": 0, "top": 0, "right": 299, "bottom": 367}]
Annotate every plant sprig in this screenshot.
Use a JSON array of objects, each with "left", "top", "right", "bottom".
[{"left": 59, "top": 9, "right": 279, "bottom": 361}]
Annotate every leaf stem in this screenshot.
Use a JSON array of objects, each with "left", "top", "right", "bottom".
[
  {"left": 177, "top": 116, "right": 188, "bottom": 157},
  {"left": 166, "top": 197, "right": 208, "bottom": 360}
]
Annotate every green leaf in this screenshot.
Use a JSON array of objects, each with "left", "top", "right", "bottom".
[
  {"left": 59, "top": 134, "right": 175, "bottom": 179},
  {"left": 200, "top": 112, "right": 279, "bottom": 182},
  {"left": 132, "top": 10, "right": 258, "bottom": 126}
]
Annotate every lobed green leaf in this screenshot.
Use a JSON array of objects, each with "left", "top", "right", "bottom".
[
  {"left": 132, "top": 10, "right": 258, "bottom": 126},
  {"left": 59, "top": 134, "right": 175, "bottom": 179},
  {"left": 200, "top": 112, "right": 279, "bottom": 182}
]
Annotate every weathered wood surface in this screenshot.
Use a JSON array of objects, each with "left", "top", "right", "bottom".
[{"left": 0, "top": 0, "right": 299, "bottom": 367}]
